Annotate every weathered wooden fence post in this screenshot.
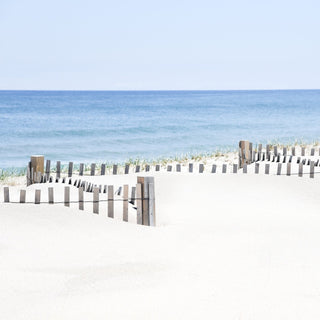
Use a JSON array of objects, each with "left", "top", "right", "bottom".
[
  {"left": 45, "top": 160, "right": 51, "bottom": 180},
  {"left": 137, "top": 176, "right": 156, "bottom": 226},
  {"left": 286, "top": 163, "right": 291, "bottom": 176},
  {"left": 136, "top": 183, "right": 142, "bottom": 224},
  {"left": 123, "top": 185, "right": 129, "bottom": 222},
  {"left": 310, "top": 161, "right": 315, "bottom": 178},
  {"left": 79, "top": 187, "right": 84, "bottom": 210},
  {"left": 20, "top": 190, "right": 26, "bottom": 203},
  {"left": 222, "top": 164, "right": 227, "bottom": 173},
  {"left": 101, "top": 164, "right": 106, "bottom": 175},
  {"left": 113, "top": 164, "right": 118, "bottom": 175},
  {"left": 91, "top": 163, "right": 96, "bottom": 176},
  {"left": 277, "top": 163, "right": 282, "bottom": 175},
  {"left": 255, "top": 163, "right": 259, "bottom": 174},
  {"left": 301, "top": 147, "right": 305, "bottom": 156},
  {"left": 292, "top": 147, "right": 295, "bottom": 156},
  {"left": 31, "top": 155, "right": 44, "bottom": 184},
  {"left": 93, "top": 187, "right": 99, "bottom": 214},
  {"left": 108, "top": 185, "right": 114, "bottom": 218},
  {"left": 238, "top": 140, "right": 252, "bottom": 168},
  {"left": 35, "top": 189, "right": 41, "bottom": 204},
  {"left": 56, "top": 161, "right": 61, "bottom": 179},
  {"left": 211, "top": 164, "right": 217, "bottom": 173},
  {"left": 176, "top": 164, "right": 181, "bottom": 172},
  {"left": 155, "top": 164, "right": 160, "bottom": 172},
  {"left": 199, "top": 164, "right": 204, "bottom": 173},
  {"left": 233, "top": 164, "right": 237, "bottom": 173},
  {"left": 48, "top": 187, "right": 54, "bottom": 204},
  {"left": 27, "top": 161, "right": 32, "bottom": 186},
  {"left": 167, "top": 165, "right": 172, "bottom": 172},
  {"left": 130, "top": 186, "right": 136, "bottom": 205},
  {"left": 4, "top": 187, "right": 9, "bottom": 202},
  {"left": 79, "top": 163, "right": 84, "bottom": 176},
  {"left": 299, "top": 163, "right": 303, "bottom": 177},
  {"left": 265, "top": 163, "right": 270, "bottom": 175},
  {"left": 64, "top": 186, "right": 70, "bottom": 207},
  {"left": 243, "top": 163, "right": 247, "bottom": 174},
  {"left": 68, "top": 162, "right": 73, "bottom": 178},
  {"left": 189, "top": 163, "right": 193, "bottom": 173},
  {"left": 125, "top": 164, "right": 130, "bottom": 174},
  {"left": 135, "top": 165, "right": 140, "bottom": 173}
]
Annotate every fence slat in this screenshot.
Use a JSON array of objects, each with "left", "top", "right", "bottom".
[
  {"left": 189, "top": 163, "right": 193, "bottom": 173},
  {"left": 155, "top": 165, "right": 160, "bottom": 171},
  {"left": 265, "top": 163, "right": 270, "bottom": 174},
  {"left": 176, "top": 164, "right": 181, "bottom": 172},
  {"left": 48, "top": 187, "right": 54, "bottom": 204},
  {"left": 79, "top": 163, "right": 84, "bottom": 176},
  {"left": 35, "top": 189, "right": 41, "bottom": 204},
  {"left": 222, "top": 164, "right": 227, "bottom": 173},
  {"left": 301, "top": 147, "right": 305, "bottom": 156},
  {"left": 243, "top": 163, "right": 247, "bottom": 173},
  {"left": 79, "top": 187, "right": 84, "bottom": 210},
  {"left": 211, "top": 164, "right": 217, "bottom": 173},
  {"left": 45, "top": 160, "right": 51, "bottom": 179},
  {"left": 20, "top": 189, "right": 26, "bottom": 203},
  {"left": 299, "top": 162, "right": 303, "bottom": 177},
  {"left": 145, "top": 164, "right": 150, "bottom": 172},
  {"left": 4, "top": 187, "right": 9, "bottom": 202},
  {"left": 91, "top": 163, "right": 96, "bottom": 176},
  {"left": 101, "top": 164, "right": 106, "bottom": 175},
  {"left": 199, "top": 164, "right": 204, "bottom": 173},
  {"left": 113, "top": 164, "right": 118, "bottom": 175},
  {"left": 136, "top": 183, "right": 142, "bottom": 225},
  {"left": 286, "top": 163, "right": 291, "bottom": 176},
  {"left": 64, "top": 186, "right": 70, "bottom": 207},
  {"left": 130, "top": 186, "right": 136, "bottom": 205},
  {"left": 148, "top": 182, "right": 155, "bottom": 227},
  {"left": 68, "top": 162, "right": 73, "bottom": 178},
  {"left": 233, "top": 164, "right": 237, "bottom": 173},
  {"left": 277, "top": 163, "right": 282, "bottom": 175},
  {"left": 310, "top": 161, "right": 315, "bottom": 178},
  {"left": 167, "top": 165, "right": 172, "bottom": 172},
  {"left": 135, "top": 165, "right": 140, "bottom": 173},
  {"left": 255, "top": 163, "right": 259, "bottom": 174},
  {"left": 125, "top": 164, "right": 130, "bottom": 174},
  {"left": 93, "top": 187, "right": 99, "bottom": 214},
  {"left": 123, "top": 185, "right": 129, "bottom": 222},
  {"left": 108, "top": 185, "right": 114, "bottom": 218}
]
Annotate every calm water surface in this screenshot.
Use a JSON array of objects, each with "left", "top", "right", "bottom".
[{"left": 0, "top": 90, "right": 320, "bottom": 168}]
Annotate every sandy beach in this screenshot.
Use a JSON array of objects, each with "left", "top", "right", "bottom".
[{"left": 1, "top": 148, "right": 320, "bottom": 319}]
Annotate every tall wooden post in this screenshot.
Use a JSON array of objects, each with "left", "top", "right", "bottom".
[
  {"left": 238, "top": 141, "right": 252, "bottom": 169},
  {"left": 137, "top": 176, "right": 155, "bottom": 226},
  {"left": 31, "top": 155, "right": 44, "bottom": 184}
]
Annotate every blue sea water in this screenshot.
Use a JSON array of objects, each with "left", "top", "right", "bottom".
[{"left": 0, "top": 90, "right": 320, "bottom": 169}]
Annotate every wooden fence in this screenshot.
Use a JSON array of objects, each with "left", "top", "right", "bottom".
[{"left": 3, "top": 176, "right": 156, "bottom": 227}]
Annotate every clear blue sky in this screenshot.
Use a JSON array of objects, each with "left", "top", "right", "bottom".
[{"left": 0, "top": 0, "right": 319, "bottom": 90}]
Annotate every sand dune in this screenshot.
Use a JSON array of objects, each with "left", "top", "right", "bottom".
[{"left": 1, "top": 171, "right": 320, "bottom": 319}]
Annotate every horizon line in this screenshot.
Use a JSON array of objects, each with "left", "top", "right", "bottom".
[{"left": 0, "top": 88, "right": 320, "bottom": 92}]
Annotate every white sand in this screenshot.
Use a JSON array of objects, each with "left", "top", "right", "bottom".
[{"left": 1, "top": 170, "right": 320, "bottom": 319}]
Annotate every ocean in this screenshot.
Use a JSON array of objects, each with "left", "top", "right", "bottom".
[{"left": 0, "top": 90, "right": 320, "bottom": 169}]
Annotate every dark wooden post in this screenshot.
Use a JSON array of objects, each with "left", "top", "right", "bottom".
[
  {"left": 4, "top": 187, "right": 9, "bottom": 202},
  {"left": 238, "top": 140, "right": 251, "bottom": 168},
  {"left": 68, "top": 162, "right": 73, "bottom": 177},
  {"left": 64, "top": 186, "right": 70, "bottom": 207},
  {"left": 137, "top": 176, "right": 155, "bottom": 226}
]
